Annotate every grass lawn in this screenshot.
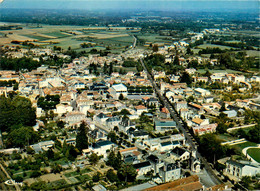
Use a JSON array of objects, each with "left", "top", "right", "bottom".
[
  {"left": 80, "top": 167, "right": 92, "bottom": 174},
  {"left": 64, "top": 171, "right": 80, "bottom": 178},
  {"left": 197, "top": 69, "right": 242, "bottom": 74},
  {"left": 247, "top": 148, "right": 260, "bottom": 163},
  {"left": 75, "top": 174, "right": 91, "bottom": 182},
  {"left": 217, "top": 134, "right": 237, "bottom": 142},
  {"left": 47, "top": 179, "right": 68, "bottom": 189},
  {"left": 232, "top": 141, "right": 258, "bottom": 152}
]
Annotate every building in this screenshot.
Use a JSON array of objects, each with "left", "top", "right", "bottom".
[
  {"left": 192, "top": 123, "right": 218, "bottom": 136},
  {"left": 65, "top": 111, "right": 85, "bottom": 125},
  {"left": 171, "top": 147, "right": 190, "bottom": 161},
  {"left": 135, "top": 105, "right": 148, "bottom": 116},
  {"left": 223, "top": 110, "right": 237, "bottom": 118},
  {"left": 144, "top": 175, "right": 203, "bottom": 191},
  {"left": 110, "top": 83, "right": 127, "bottom": 99},
  {"left": 159, "top": 163, "right": 181, "bottom": 183},
  {"left": 194, "top": 88, "right": 211, "bottom": 97},
  {"left": 133, "top": 161, "right": 152, "bottom": 177},
  {"left": 154, "top": 120, "right": 176, "bottom": 132},
  {"left": 225, "top": 160, "right": 260, "bottom": 180},
  {"left": 89, "top": 140, "right": 116, "bottom": 158}
]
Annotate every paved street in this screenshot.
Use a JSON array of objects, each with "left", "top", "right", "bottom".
[{"left": 140, "top": 58, "right": 222, "bottom": 187}]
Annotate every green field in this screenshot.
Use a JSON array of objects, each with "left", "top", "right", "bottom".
[
  {"left": 197, "top": 69, "right": 242, "bottom": 74},
  {"left": 197, "top": 44, "right": 237, "bottom": 50},
  {"left": 43, "top": 32, "right": 71, "bottom": 38},
  {"left": 232, "top": 141, "right": 258, "bottom": 152},
  {"left": 247, "top": 148, "right": 260, "bottom": 163},
  {"left": 21, "top": 34, "right": 51, "bottom": 41},
  {"left": 246, "top": 50, "right": 260, "bottom": 57}
]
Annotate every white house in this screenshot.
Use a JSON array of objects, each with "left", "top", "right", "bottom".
[
  {"left": 65, "top": 111, "right": 85, "bottom": 125},
  {"left": 133, "top": 161, "right": 152, "bottom": 177},
  {"left": 110, "top": 83, "right": 128, "bottom": 99},
  {"left": 55, "top": 104, "right": 73, "bottom": 116},
  {"left": 135, "top": 105, "right": 148, "bottom": 116},
  {"left": 225, "top": 160, "right": 260, "bottom": 180},
  {"left": 89, "top": 140, "right": 116, "bottom": 158},
  {"left": 159, "top": 163, "right": 181, "bottom": 183},
  {"left": 171, "top": 147, "right": 190, "bottom": 161},
  {"left": 194, "top": 88, "right": 211, "bottom": 97}
]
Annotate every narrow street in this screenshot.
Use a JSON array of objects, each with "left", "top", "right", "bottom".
[{"left": 139, "top": 58, "right": 222, "bottom": 187}]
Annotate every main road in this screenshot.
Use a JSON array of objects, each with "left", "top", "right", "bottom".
[{"left": 140, "top": 58, "right": 222, "bottom": 187}]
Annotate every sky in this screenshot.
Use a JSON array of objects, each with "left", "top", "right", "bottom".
[{"left": 0, "top": 0, "right": 259, "bottom": 12}]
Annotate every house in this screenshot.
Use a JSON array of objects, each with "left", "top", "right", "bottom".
[
  {"left": 171, "top": 147, "right": 190, "bottom": 161},
  {"left": 55, "top": 104, "right": 73, "bottom": 116},
  {"left": 192, "top": 123, "right": 218, "bottom": 136},
  {"left": 194, "top": 88, "right": 211, "bottom": 97},
  {"left": 92, "top": 184, "right": 107, "bottom": 191},
  {"left": 154, "top": 120, "right": 176, "bottom": 132},
  {"left": 160, "top": 141, "right": 175, "bottom": 151},
  {"left": 133, "top": 161, "right": 152, "bottom": 177},
  {"left": 159, "top": 163, "right": 181, "bottom": 183},
  {"left": 105, "top": 116, "right": 121, "bottom": 130},
  {"left": 160, "top": 107, "right": 171, "bottom": 119},
  {"left": 191, "top": 118, "right": 209, "bottom": 126},
  {"left": 30, "top": 140, "right": 55, "bottom": 153},
  {"left": 119, "top": 147, "right": 141, "bottom": 164},
  {"left": 224, "top": 160, "right": 260, "bottom": 180},
  {"left": 223, "top": 110, "right": 237, "bottom": 118},
  {"left": 174, "top": 101, "right": 188, "bottom": 112},
  {"left": 110, "top": 83, "right": 127, "bottom": 99},
  {"left": 119, "top": 117, "right": 135, "bottom": 134},
  {"left": 147, "top": 155, "right": 164, "bottom": 175},
  {"left": 135, "top": 105, "right": 148, "bottom": 116},
  {"left": 129, "top": 130, "right": 149, "bottom": 140},
  {"left": 95, "top": 113, "right": 109, "bottom": 124},
  {"left": 90, "top": 140, "right": 116, "bottom": 158},
  {"left": 65, "top": 111, "right": 85, "bottom": 125}
]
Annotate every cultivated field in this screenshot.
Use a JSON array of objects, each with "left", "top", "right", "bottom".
[{"left": 0, "top": 23, "right": 139, "bottom": 52}]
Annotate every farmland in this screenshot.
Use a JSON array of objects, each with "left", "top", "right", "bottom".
[{"left": 0, "top": 24, "right": 140, "bottom": 52}]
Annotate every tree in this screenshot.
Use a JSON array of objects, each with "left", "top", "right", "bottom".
[
  {"left": 180, "top": 72, "right": 192, "bottom": 85},
  {"left": 173, "top": 55, "right": 179, "bottom": 65},
  {"left": 7, "top": 126, "right": 39, "bottom": 148},
  {"left": 186, "top": 46, "right": 193, "bottom": 55},
  {"left": 51, "top": 163, "right": 62, "bottom": 174},
  {"left": 109, "top": 62, "right": 113, "bottom": 75},
  {"left": 106, "top": 169, "right": 118, "bottom": 182},
  {"left": 0, "top": 95, "right": 36, "bottom": 132},
  {"left": 120, "top": 109, "right": 131, "bottom": 116},
  {"left": 153, "top": 45, "right": 159, "bottom": 52},
  {"left": 107, "top": 131, "right": 117, "bottom": 144},
  {"left": 117, "top": 164, "right": 137, "bottom": 182},
  {"left": 92, "top": 172, "right": 101, "bottom": 182},
  {"left": 89, "top": 153, "right": 99, "bottom": 165},
  {"left": 76, "top": 121, "right": 89, "bottom": 151},
  {"left": 119, "top": 93, "right": 124, "bottom": 100}
]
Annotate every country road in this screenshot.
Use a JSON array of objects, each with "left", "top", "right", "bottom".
[{"left": 139, "top": 58, "right": 222, "bottom": 187}]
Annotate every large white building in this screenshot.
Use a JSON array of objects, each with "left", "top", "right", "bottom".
[
  {"left": 110, "top": 83, "right": 128, "bottom": 99},
  {"left": 225, "top": 160, "right": 260, "bottom": 180}
]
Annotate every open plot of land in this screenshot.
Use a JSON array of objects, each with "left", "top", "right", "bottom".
[
  {"left": 246, "top": 50, "right": 260, "bottom": 57},
  {"left": 197, "top": 69, "right": 242, "bottom": 74},
  {"left": 247, "top": 148, "right": 260, "bottom": 163},
  {"left": 197, "top": 44, "right": 236, "bottom": 50},
  {"left": 0, "top": 24, "right": 136, "bottom": 51},
  {"left": 231, "top": 141, "right": 258, "bottom": 152}
]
